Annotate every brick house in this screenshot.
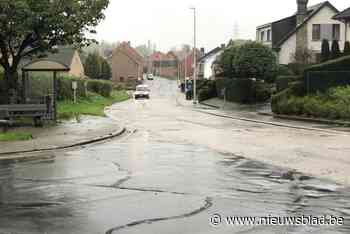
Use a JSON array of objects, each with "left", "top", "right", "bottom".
[
  {"left": 111, "top": 42, "right": 144, "bottom": 85},
  {"left": 179, "top": 48, "right": 205, "bottom": 79},
  {"left": 151, "top": 51, "right": 179, "bottom": 78}
]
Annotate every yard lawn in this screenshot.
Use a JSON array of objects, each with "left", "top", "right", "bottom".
[
  {"left": 58, "top": 90, "right": 130, "bottom": 119},
  {"left": 0, "top": 132, "right": 33, "bottom": 141}
]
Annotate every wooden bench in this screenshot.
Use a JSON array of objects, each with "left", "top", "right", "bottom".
[{"left": 0, "top": 104, "right": 48, "bottom": 127}]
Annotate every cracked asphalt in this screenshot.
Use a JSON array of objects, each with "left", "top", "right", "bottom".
[{"left": 0, "top": 78, "right": 349, "bottom": 234}]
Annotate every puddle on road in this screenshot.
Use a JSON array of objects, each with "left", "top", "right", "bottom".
[{"left": 0, "top": 133, "right": 349, "bottom": 233}]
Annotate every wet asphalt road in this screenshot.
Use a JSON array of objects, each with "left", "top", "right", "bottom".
[{"left": 0, "top": 78, "right": 350, "bottom": 234}]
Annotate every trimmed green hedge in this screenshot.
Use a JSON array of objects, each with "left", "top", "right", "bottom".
[
  {"left": 196, "top": 79, "right": 217, "bottom": 102},
  {"left": 272, "top": 81, "right": 308, "bottom": 114},
  {"left": 57, "top": 76, "right": 87, "bottom": 101},
  {"left": 87, "top": 79, "right": 113, "bottom": 97},
  {"left": 272, "top": 86, "right": 350, "bottom": 120},
  {"left": 58, "top": 76, "right": 114, "bottom": 100},
  {"left": 216, "top": 78, "right": 271, "bottom": 103}
]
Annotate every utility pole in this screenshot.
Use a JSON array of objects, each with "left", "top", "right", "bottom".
[{"left": 190, "top": 7, "right": 198, "bottom": 104}]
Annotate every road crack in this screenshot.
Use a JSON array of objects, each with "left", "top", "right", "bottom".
[{"left": 105, "top": 197, "right": 213, "bottom": 234}]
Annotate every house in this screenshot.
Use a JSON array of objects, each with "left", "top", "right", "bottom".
[
  {"left": 256, "top": 1, "right": 348, "bottom": 64},
  {"left": 150, "top": 51, "right": 179, "bottom": 78},
  {"left": 198, "top": 44, "right": 225, "bottom": 80},
  {"left": 333, "top": 7, "right": 350, "bottom": 41},
  {"left": 111, "top": 41, "right": 144, "bottom": 85},
  {"left": 179, "top": 48, "right": 205, "bottom": 79},
  {"left": 22, "top": 46, "right": 85, "bottom": 78}
]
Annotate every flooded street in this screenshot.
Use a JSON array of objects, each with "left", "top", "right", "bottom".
[{"left": 0, "top": 78, "right": 350, "bottom": 234}]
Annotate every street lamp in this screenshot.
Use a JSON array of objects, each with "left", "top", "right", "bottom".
[{"left": 190, "top": 6, "right": 197, "bottom": 105}]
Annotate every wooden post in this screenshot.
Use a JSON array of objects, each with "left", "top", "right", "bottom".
[{"left": 53, "top": 71, "right": 57, "bottom": 122}]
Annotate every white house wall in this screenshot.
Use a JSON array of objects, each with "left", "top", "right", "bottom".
[
  {"left": 202, "top": 51, "right": 222, "bottom": 79},
  {"left": 279, "top": 34, "right": 296, "bottom": 64},
  {"left": 307, "top": 5, "right": 346, "bottom": 51}
]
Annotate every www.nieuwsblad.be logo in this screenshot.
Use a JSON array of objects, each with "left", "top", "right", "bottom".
[{"left": 210, "top": 214, "right": 344, "bottom": 227}]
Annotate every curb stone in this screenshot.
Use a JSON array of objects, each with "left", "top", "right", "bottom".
[
  {"left": 0, "top": 127, "right": 126, "bottom": 158},
  {"left": 195, "top": 110, "right": 348, "bottom": 135},
  {"left": 258, "top": 112, "right": 350, "bottom": 127}
]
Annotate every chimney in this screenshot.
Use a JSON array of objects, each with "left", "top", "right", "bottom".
[
  {"left": 221, "top": 44, "right": 226, "bottom": 49},
  {"left": 296, "top": 0, "right": 308, "bottom": 25},
  {"left": 200, "top": 47, "right": 205, "bottom": 55}
]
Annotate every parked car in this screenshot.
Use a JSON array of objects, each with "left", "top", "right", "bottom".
[
  {"left": 134, "top": 85, "right": 150, "bottom": 99},
  {"left": 147, "top": 74, "right": 154, "bottom": 80}
]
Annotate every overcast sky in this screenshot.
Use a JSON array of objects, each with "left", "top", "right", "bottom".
[{"left": 92, "top": 0, "right": 349, "bottom": 52}]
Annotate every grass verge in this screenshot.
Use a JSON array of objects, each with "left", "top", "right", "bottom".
[
  {"left": 58, "top": 90, "right": 130, "bottom": 119},
  {"left": 0, "top": 132, "right": 33, "bottom": 141}
]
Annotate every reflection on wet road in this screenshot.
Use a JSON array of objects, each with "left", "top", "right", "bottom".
[{"left": 0, "top": 78, "right": 349, "bottom": 234}]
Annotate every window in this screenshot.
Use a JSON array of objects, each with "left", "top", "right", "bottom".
[
  {"left": 120, "top": 77, "right": 124, "bottom": 82},
  {"left": 260, "top": 31, "right": 265, "bottom": 42},
  {"left": 332, "top": 24, "right": 340, "bottom": 40},
  {"left": 267, "top": 29, "right": 271, "bottom": 41},
  {"left": 313, "top": 24, "right": 341, "bottom": 41},
  {"left": 312, "top": 24, "right": 321, "bottom": 41}
]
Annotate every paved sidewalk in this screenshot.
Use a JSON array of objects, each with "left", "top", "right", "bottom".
[
  {"left": 199, "top": 98, "right": 350, "bottom": 133},
  {"left": 0, "top": 116, "right": 124, "bottom": 156}
]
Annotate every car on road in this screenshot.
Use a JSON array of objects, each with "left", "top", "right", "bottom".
[
  {"left": 134, "top": 85, "right": 150, "bottom": 99},
  {"left": 147, "top": 74, "right": 154, "bottom": 80}
]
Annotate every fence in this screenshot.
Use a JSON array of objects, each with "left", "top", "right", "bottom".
[{"left": 304, "top": 71, "right": 350, "bottom": 94}]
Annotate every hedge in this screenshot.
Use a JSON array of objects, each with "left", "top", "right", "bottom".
[
  {"left": 196, "top": 79, "right": 217, "bottom": 102},
  {"left": 271, "top": 81, "right": 307, "bottom": 114},
  {"left": 86, "top": 79, "right": 113, "bottom": 97},
  {"left": 57, "top": 76, "right": 87, "bottom": 101},
  {"left": 216, "top": 78, "right": 271, "bottom": 103},
  {"left": 58, "top": 76, "right": 113, "bottom": 100},
  {"left": 272, "top": 86, "right": 350, "bottom": 120}
]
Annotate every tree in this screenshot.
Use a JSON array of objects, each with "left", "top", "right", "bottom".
[
  {"left": 331, "top": 40, "right": 341, "bottom": 59},
  {"left": 321, "top": 39, "right": 330, "bottom": 62},
  {"left": 84, "top": 52, "right": 102, "bottom": 79},
  {"left": 100, "top": 59, "right": 111, "bottom": 80},
  {"left": 219, "top": 46, "right": 238, "bottom": 77},
  {"left": 0, "top": 0, "right": 109, "bottom": 103},
  {"left": 232, "top": 42, "right": 277, "bottom": 82},
  {"left": 84, "top": 52, "right": 111, "bottom": 80},
  {"left": 344, "top": 41, "right": 350, "bottom": 56}
]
